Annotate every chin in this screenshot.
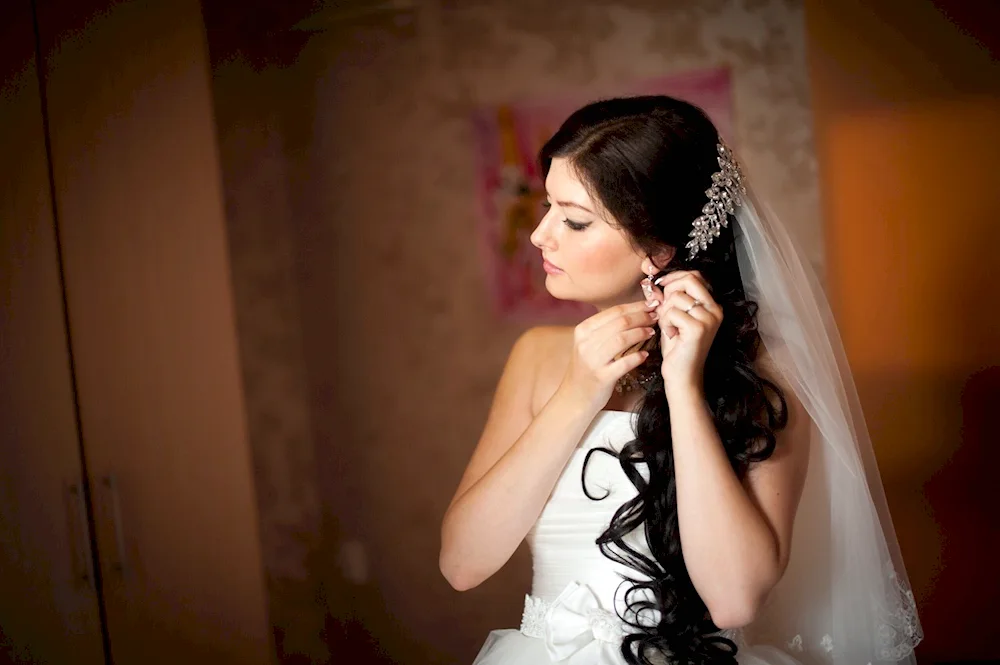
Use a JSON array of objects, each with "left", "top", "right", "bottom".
[
  {"left": 542, "top": 275, "right": 578, "bottom": 300},
  {"left": 544, "top": 274, "right": 633, "bottom": 307},
  {"left": 543, "top": 281, "right": 602, "bottom": 307}
]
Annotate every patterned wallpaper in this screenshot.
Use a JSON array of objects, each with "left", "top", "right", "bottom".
[{"left": 215, "top": 0, "right": 821, "bottom": 662}]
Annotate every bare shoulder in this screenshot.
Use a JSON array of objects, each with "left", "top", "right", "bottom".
[
  {"left": 528, "top": 325, "right": 574, "bottom": 362},
  {"left": 486, "top": 324, "right": 571, "bottom": 416},
  {"left": 443, "top": 325, "right": 569, "bottom": 512},
  {"left": 525, "top": 325, "right": 574, "bottom": 417},
  {"left": 507, "top": 325, "right": 569, "bottom": 373}
]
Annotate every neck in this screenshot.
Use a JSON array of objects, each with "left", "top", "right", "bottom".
[{"left": 591, "top": 288, "right": 647, "bottom": 313}]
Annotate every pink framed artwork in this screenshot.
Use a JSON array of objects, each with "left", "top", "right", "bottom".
[{"left": 471, "top": 67, "right": 735, "bottom": 322}]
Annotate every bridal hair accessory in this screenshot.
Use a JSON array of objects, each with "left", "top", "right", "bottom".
[{"left": 686, "top": 141, "right": 746, "bottom": 259}]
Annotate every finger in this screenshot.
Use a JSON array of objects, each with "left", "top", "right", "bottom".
[
  {"left": 661, "top": 288, "right": 719, "bottom": 326},
  {"left": 658, "top": 295, "right": 716, "bottom": 339},
  {"left": 685, "top": 302, "right": 715, "bottom": 325},
  {"left": 595, "top": 307, "right": 658, "bottom": 338},
  {"left": 654, "top": 269, "right": 704, "bottom": 288},
  {"left": 657, "top": 309, "right": 679, "bottom": 339},
  {"left": 658, "top": 273, "right": 709, "bottom": 301},
  {"left": 652, "top": 270, "right": 686, "bottom": 289},
  {"left": 661, "top": 304, "right": 705, "bottom": 336},
  {"left": 658, "top": 276, "right": 716, "bottom": 313},
  {"left": 612, "top": 334, "right": 654, "bottom": 362},
  {"left": 660, "top": 291, "right": 699, "bottom": 316},
  {"left": 655, "top": 270, "right": 713, "bottom": 297},
  {"left": 598, "top": 325, "right": 656, "bottom": 364},
  {"left": 607, "top": 347, "right": 650, "bottom": 379},
  {"left": 578, "top": 300, "right": 657, "bottom": 336}
]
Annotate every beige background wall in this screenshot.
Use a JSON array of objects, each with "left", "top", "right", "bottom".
[
  {"left": 13, "top": 0, "right": 996, "bottom": 662},
  {"left": 210, "top": 1, "right": 823, "bottom": 662},
  {"left": 208, "top": 0, "right": 1000, "bottom": 662}
]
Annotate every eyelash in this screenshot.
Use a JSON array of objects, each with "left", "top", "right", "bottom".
[{"left": 541, "top": 201, "right": 589, "bottom": 231}]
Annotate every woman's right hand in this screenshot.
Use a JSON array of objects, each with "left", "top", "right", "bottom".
[{"left": 557, "top": 300, "right": 659, "bottom": 411}]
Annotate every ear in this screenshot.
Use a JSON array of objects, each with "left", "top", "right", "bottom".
[{"left": 650, "top": 246, "right": 676, "bottom": 271}]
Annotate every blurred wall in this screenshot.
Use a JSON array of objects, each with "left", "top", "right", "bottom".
[
  {"left": 202, "top": 3, "right": 328, "bottom": 661},
  {"left": 804, "top": 0, "right": 1000, "bottom": 661},
  {"left": 203, "top": 0, "right": 1000, "bottom": 662},
  {"left": 288, "top": 1, "right": 821, "bottom": 663}
]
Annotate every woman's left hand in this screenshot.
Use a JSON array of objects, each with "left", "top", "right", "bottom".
[{"left": 650, "top": 270, "right": 723, "bottom": 394}]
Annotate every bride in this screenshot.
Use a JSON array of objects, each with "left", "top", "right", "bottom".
[{"left": 439, "top": 96, "right": 923, "bottom": 665}]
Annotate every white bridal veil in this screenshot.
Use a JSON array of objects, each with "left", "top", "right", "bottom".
[{"left": 728, "top": 159, "right": 923, "bottom": 664}]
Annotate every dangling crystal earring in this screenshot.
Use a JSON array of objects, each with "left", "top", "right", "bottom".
[
  {"left": 641, "top": 263, "right": 658, "bottom": 302},
  {"left": 614, "top": 262, "right": 661, "bottom": 395}
]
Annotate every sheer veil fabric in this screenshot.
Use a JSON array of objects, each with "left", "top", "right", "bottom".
[{"left": 730, "top": 169, "right": 923, "bottom": 664}]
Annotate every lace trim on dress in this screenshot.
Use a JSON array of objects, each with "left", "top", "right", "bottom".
[
  {"left": 519, "top": 595, "right": 549, "bottom": 639},
  {"left": 519, "top": 593, "right": 625, "bottom": 643},
  {"left": 518, "top": 566, "right": 921, "bottom": 661},
  {"left": 519, "top": 593, "right": 746, "bottom": 647}
]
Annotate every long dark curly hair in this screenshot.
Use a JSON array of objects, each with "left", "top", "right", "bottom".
[{"left": 539, "top": 96, "right": 790, "bottom": 665}]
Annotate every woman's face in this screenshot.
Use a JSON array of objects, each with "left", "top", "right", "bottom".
[{"left": 530, "top": 157, "right": 663, "bottom": 310}]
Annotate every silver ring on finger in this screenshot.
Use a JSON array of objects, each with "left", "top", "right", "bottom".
[{"left": 684, "top": 299, "right": 702, "bottom": 314}]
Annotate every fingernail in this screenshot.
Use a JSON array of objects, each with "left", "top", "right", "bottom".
[
  {"left": 653, "top": 276, "right": 667, "bottom": 286},
  {"left": 645, "top": 300, "right": 658, "bottom": 308}
]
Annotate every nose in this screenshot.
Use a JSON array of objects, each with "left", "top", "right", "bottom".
[{"left": 529, "top": 215, "right": 553, "bottom": 252}]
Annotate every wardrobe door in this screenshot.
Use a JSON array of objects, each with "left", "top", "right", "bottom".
[
  {"left": 34, "top": 0, "right": 272, "bottom": 663},
  {"left": 0, "top": 3, "right": 106, "bottom": 664}
]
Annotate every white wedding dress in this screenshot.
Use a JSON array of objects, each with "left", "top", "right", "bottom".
[{"left": 470, "top": 410, "right": 804, "bottom": 665}]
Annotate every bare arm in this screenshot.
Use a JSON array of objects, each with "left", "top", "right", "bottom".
[
  {"left": 668, "top": 364, "right": 810, "bottom": 629},
  {"left": 440, "top": 302, "right": 657, "bottom": 591},
  {"left": 439, "top": 328, "right": 600, "bottom": 591}
]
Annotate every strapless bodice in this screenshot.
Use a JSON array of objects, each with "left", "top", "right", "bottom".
[
  {"left": 471, "top": 412, "right": 774, "bottom": 664},
  {"left": 525, "top": 410, "right": 651, "bottom": 614}
]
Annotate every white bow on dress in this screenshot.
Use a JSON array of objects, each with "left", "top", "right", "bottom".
[{"left": 529, "top": 581, "right": 628, "bottom": 665}]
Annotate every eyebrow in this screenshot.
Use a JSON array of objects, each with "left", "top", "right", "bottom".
[
  {"left": 544, "top": 185, "right": 595, "bottom": 214},
  {"left": 556, "top": 200, "right": 593, "bottom": 213}
]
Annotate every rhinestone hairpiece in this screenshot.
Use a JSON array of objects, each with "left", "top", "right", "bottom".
[{"left": 685, "top": 142, "right": 746, "bottom": 259}]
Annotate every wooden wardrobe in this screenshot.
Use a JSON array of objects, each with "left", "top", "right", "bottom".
[{"left": 0, "top": 1, "right": 272, "bottom": 663}]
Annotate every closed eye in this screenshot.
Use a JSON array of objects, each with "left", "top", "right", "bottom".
[{"left": 541, "top": 201, "right": 591, "bottom": 231}]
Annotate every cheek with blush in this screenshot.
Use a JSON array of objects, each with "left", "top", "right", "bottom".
[{"left": 573, "top": 239, "right": 642, "bottom": 296}]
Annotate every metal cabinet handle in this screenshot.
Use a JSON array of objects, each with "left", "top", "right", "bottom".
[
  {"left": 102, "top": 475, "right": 128, "bottom": 575},
  {"left": 67, "top": 482, "right": 95, "bottom": 588}
]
